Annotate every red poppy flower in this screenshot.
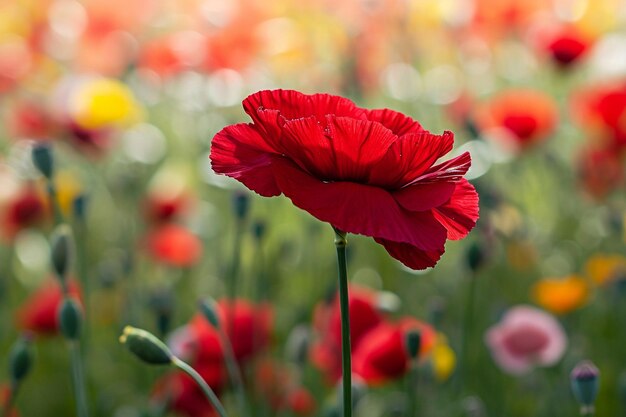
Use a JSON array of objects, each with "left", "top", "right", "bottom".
[
  {"left": 144, "top": 224, "right": 203, "bottom": 267},
  {"left": 577, "top": 145, "right": 624, "bottom": 200},
  {"left": 352, "top": 318, "right": 436, "bottom": 385},
  {"left": 542, "top": 24, "right": 592, "bottom": 68},
  {"left": 210, "top": 90, "right": 479, "bottom": 269},
  {"left": 475, "top": 89, "right": 558, "bottom": 152},
  {"left": 2, "top": 185, "right": 47, "bottom": 240},
  {"left": 310, "top": 285, "right": 384, "bottom": 381},
  {"left": 571, "top": 81, "right": 626, "bottom": 149},
  {"left": 143, "top": 192, "right": 190, "bottom": 224},
  {"left": 153, "top": 371, "right": 217, "bottom": 417},
  {"left": 188, "top": 299, "right": 273, "bottom": 364},
  {"left": 254, "top": 359, "right": 316, "bottom": 416},
  {"left": 16, "top": 279, "right": 82, "bottom": 335}
]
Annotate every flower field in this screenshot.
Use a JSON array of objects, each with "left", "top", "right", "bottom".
[{"left": 1, "top": 0, "right": 625, "bottom": 416}]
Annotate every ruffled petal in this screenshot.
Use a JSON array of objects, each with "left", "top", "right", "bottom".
[
  {"left": 210, "top": 123, "right": 281, "bottom": 197},
  {"left": 393, "top": 182, "right": 456, "bottom": 212},
  {"left": 364, "top": 108, "right": 424, "bottom": 136},
  {"left": 374, "top": 238, "right": 444, "bottom": 270},
  {"left": 272, "top": 158, "right": 447, "bottom": 251},
  {"left": 432, "top": 179, "right": 479, "bottom": 240},
  {"left": 368, "top": 131, "right": 454, "bottom": 188},
  {"left": 280, "top": 116, "right": 337, "bottom": 178},
  {"left": 243, "top": 89, "right": 366, "bottom": 124},
  {"left": 410, "top": 151, "right": 471, "bottom": 184}
]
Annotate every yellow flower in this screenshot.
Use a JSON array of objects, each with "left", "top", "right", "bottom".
[
  {"left": 70, "top": 78, "right": 142, "bottom": 131},
  {"left": 54, "top": 171, "right": 82, "bottom": 218},
  {"left": 584, "top": 254, "right": 626, "bottom": 286},
  {"left": 430, "top": 333, "right": 456, "bottom": 382},
  {"left": 532, "top": 275, "right": 589, "bottom": 314}
]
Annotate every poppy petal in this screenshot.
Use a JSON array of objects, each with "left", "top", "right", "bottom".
[
  {"left": 364, "top": 108, "right": 424, "bottom": 136},
  {"left": 432, "top": 178, "right": 479, "bottom": 240},
  {"left": 393, "top": 182, "right": 456, "bottom": 212},
  {"left": 210, "top": 123, "right": 281, "bottom": 197},
  {"left": 374, "top": 238, "right": 444, "bottom": 270},
  {"left": 272, "top": 159, "right": 447, "bottom": 251}
]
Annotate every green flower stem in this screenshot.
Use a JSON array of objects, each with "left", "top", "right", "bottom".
[
  {"left": 228, "top": 216, "right": 244, "bottom": 332},
  {"left": 69, "top": 341, "right": 89, "bottom": 417},
  {"left": 1, "top": 381, "right": 18, "bottom": 417},
  {"left": 74, "top": 220, "right": 91, "bottom": 347},
  {"left": 217, "top": 327, "right": 250, "bottom": 417},
  {"left": 333, "top": 227, "right": 352, "bottom": 417},
  {"left": 172, "top": 357, "right": 229, "bottom": 417},
  {"left": 46, "top": 181, "right": 63, "bottom": 225},
  {"left": 407, "top": 360, "right": 419, "bottom": 417},
  {"left": 458, "top": 270, "right": 477, "bottom": 394}
]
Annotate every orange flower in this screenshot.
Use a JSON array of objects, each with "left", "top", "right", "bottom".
[
  {"left": 532, "top": 275, "right": 589, "bottom": 314},
  {"left": 476, "top": 89, "right": 558, "bottom": 152},
  {"left": 584, "top": 254, "right": 626, "bottom": 286},
  {"left": 145, "top": 224, "right": 202, "bottom": 267}
]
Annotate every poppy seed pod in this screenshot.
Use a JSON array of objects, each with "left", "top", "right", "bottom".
[
  {"left": 119, "top": 326, "right": 173, "bottom": 365},
  {"left": 73, "top": 194, "right": 88, "bottom": 221},
  {"left": 404, "top": 329, "right": 422, "bottom": 360},
  {"left": 252, "top": 220, "right": 266, "bottom": 240},
  {"left": 31, "top": 143, "right": 54, "bottom": 179},
  {"left": 51, "top": 225, "right": 74, "bottom": 282},
  {"left": 59, "top": 298, "right": 82, "bottom": 340},
  {"left": 198, "top": 298, "right": 221, "bottom": 328},
  {"left": 570, "top": 360, "right": 600, "bottom": 414},
  {"left": 8, "top": 334, "right": 34, "bottom": 383},
  {"left": 232, "top": 191, "right": 250, "bottom": 220}
]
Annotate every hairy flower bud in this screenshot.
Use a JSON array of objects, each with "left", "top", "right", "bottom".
[
  {"left": 31, "top": 143, "right": 54, "bottom": 179},
  {"left": 8, "top": 334, "right": 34, "bottom": 383},
  {"left": 198, "top": 298, "right": 220, "bottom": 328},
  {"left": 119, "top": 326, "right": 173, "bottom": 365},
  {"left": 404, "top": 329, "right": 422, "bottom": 360},
  {"left": 51, "top": 225, "right": 74, "bottom": 282}
]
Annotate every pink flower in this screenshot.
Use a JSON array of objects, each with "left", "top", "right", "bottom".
[{"left": 485, "top": 305, "right": 567, "bottom": 375}]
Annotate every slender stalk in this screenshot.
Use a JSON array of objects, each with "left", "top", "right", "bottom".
[
  {"left": 74, "top": 220, "right": 90, "bottom": 347},
  {"left": 228, "top": 217, "right": 244, "bottom": 334},
  {"left": 46, "top": 181, "right": 63, "bottom": 225},
  {"left": 172, "top": 357, "right": 229, "bottom": 417},
  {"left": 217, "top": 327, "right": 250, "bottom": 417},
  {"left": 458, "top": 271, "right": 477, "bottom": 393},
  {"left": 1, "top": 381, "right": 18, "bottom": 417},
  {"left": 333, "top": 228, "right": 352, "bottom": 417},
  {"left": 407, "top": 360, "right": 419, "bottom": 417},
  {"left": 69, "top": 341, "right": 89, "bottom": 417}
]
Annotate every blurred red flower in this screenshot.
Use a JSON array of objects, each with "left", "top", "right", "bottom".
[
  {"left": 0, "top": 384, "right": 19, "bottom": 417},
  {"left": 153, "top": 371, "right": 217, "bottom": 417},
  {"left": 542, "top": 24, "right": 593, "bottom": 68},
  {"left": 352, "top": 318, "right": 436, "bottom": 385},
  {"left": 311, "top": 285, "right": 435, "bottom": 384},
  {"left": 254, "top": 359, "right": 316, "bottom": 416},
  {"left": 571, "top": 80, "right": 626, "bottom": 149},
  {"left": 577, "top": 145, "right": 624, "bottom": 200},
  {"left": 476, "top": 89, "right": 558, "bottom": 152},
  {"left": 1, "top": 185, "right": 47, "bottom": 241},
  {"left": 16, "top": 279, "right": 82, "bottom": 335},
  {"left": 143, "top": 193, "right": 190, "bottom": 225},
  {"left": 144, "top": 224, "right": 202, "bottom": 267},
  {"left": 211, "top": 90, "right": 479, "bottom": 269}
]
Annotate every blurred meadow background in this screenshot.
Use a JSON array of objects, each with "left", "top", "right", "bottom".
[{"left": 1, "top": 0, "right": 626, "bottom": 416}]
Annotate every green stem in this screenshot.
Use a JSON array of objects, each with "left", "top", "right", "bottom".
[
  {"left": 75, "top": 220, "right": 91, "bottom": 350},
  {"left": 1, "top": 381, "right": 18, "bottom": 417},
  {"left": 458, "top": 271, "right": 477, "bottom": 394},
  {"left": 333, "top": 227, "right": 352, "bottom": 417},
  {"left": 407, "top": 360, "right": 418, "bottom": 417},
  {"left": 172, "top": 357, "right": 228, "bottom": 417},
  {"left": 218, "top": 327, "right": 250, "bottom": 417},
  {"left": 46, "top": 181, "right": 63, "bottom": 225},
  {"left": 69, "top": 341, "right": 89, "bottom": 417},
  {"left": 228, "top": 217, "right": 244, "bottom": 336}
]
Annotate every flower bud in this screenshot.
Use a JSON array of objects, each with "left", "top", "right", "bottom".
[
  {"left": 232, "top": 191, "right": 250, "bottom": 220},
  {"left": 252, "top": 220, "right": 266, "bottom": 241},
  {"left": 466, "top": 241, "right": 486, "bottom": 272},
  {"left": 8, "top": 334, "right": 34, "bottom": 383},
  {"left": 119, "top": 326, "right": 173, "bottom": 365},
  {"left": 59, "top": 298, "right": 82, "bottom": 340},
  {"left": 51, "top": 225, "right": 74, "bottom": 282},
  {"left": 198, "top": 298, "right": 220, "bottom": 328},
  {"left": 31, "top": 143, "right": 54, "bottom": 179},
  {"left": 404, "top": 329, "right": 422, "bottom": 360},
  {"left": 73, "top": 194, "right": 88, "bottom": 222},
  {"left": 570, "top": 360, "right": 600, "bottom": 414}
]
